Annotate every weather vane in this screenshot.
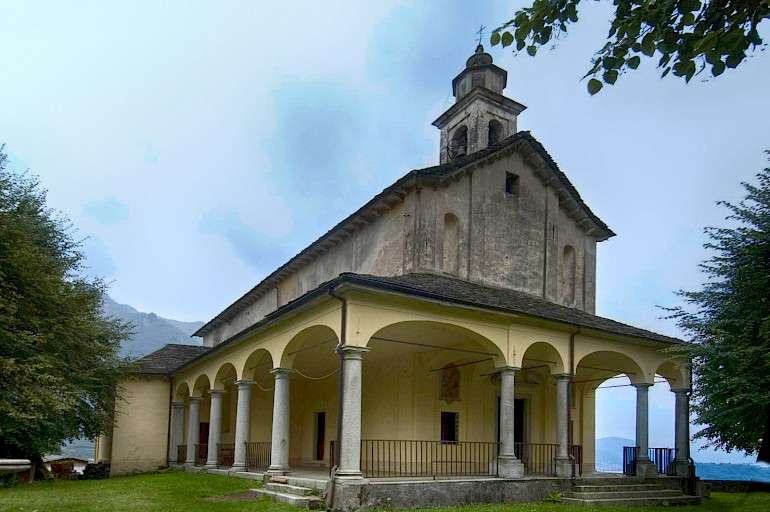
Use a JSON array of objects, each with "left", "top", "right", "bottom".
[{"left": 476, "top": 25, "right": 486, "bottom": 46}]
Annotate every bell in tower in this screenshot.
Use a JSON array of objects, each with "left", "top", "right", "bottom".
[{"left": 432, "top": 45, "right": 527, "bottom": 163}]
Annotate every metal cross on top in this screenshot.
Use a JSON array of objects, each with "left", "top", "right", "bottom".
[{"left": 476, "top": 25, "right": 486, "bottom": 46}]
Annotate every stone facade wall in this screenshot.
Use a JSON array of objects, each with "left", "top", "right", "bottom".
[{"left": 204, "top": 151, "right": 599, "bottom": 347}]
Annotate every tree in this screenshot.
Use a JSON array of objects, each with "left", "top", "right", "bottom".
[
  {"left": 665, "top": 153, "right": 770, "bottom": 463},
  {"left": 490, "top": 0, "right": 769, "bottom": 94},
  {"left": 0, "top": 145, "right": 130, "bottom": 475}
]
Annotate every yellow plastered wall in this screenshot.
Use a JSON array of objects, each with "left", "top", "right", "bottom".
[{"left": 110, "top": 377, "right": 170, "bottom": 475}]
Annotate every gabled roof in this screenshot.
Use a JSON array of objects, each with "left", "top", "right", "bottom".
[
  {"left": 347, "top": 272, "right": 681, "bottom": 345},
  {"left": 194, "top": 131, "right": 615, "bottom": 338},
  {"left": 178, "top": 271, "right": 682, "bottom": 376},
  {"left": 129, "top": 344, "right": 210, "bottom": 376}
]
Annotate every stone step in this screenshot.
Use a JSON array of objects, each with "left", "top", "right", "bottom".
[
  {"left": 283, "top": 476, "right": 328, "bottom": 492},
  {"left": 266, "top": 482, "right": 315, "bottom": 496},
  {"left": 565, "top": 489, "right": 683, "bottom": 500},
  {"left": 561, "top": 495, "right": 700, "bottom": 507},
  {"left": 572, "top": 484, "right": 665, "bottom": 492},
  {"left": 252, "top": 488, "right": 324, "bottom": 509}
]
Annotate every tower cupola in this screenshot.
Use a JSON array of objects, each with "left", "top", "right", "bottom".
[{"left": 433, "top": 45, "right": 526, "bottom": 163}]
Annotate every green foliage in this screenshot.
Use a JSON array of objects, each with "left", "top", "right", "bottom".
[
  {"left": 665, "top": 153, "right": 770, "bottom": 462},
  {"left": 0, "top": 145, "right": 130, "bottom": 460},
  {"left": 491, "top": 0, "right": 769, "bottom": 93}
]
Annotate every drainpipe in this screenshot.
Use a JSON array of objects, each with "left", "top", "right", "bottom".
[
  {"left": 327, "top": 286, "right": 347, "bottom": 508},
  {"left": 166, "top": 376, "right": 173, "bottom": 466}
]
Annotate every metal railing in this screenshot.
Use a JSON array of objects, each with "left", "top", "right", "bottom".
[
  {"left": 571, "top": 444, "right": 583, "bottom": 477},
  {"left": 194, "top": 444, "right": 207, "bottom": 466},
  {"left": 245, "top": 441, "right": 271, "bottom": 471},
  {"left": 514, "top": 442, "right": 558, "bottom": 476},
  {"left": 650, "top": 447, "right": 678, "bottom": 476},
  {"left": 623, "top": 446, "right": 677, "bottom": 476},
  {"left": 623, "top": 446, "right": 638, "bottom": 475},
  {"left": 360, "top": 439, "right": 499, "bottom": 478},
  {"left": 217, "top": 443, "right": 235, "bottom": 467},
  {"left": 177, "top": 444, "right": 187, "bottom": 463}
]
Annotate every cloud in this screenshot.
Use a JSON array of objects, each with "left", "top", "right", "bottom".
[
  {"left": 199, "top": 208, "right": 286, "bottom": 270},
  {"left": 82, "top": 197, "right": 129, "bottom": 226}
]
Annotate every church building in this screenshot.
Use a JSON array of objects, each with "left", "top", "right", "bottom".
[{"left": 95, "top": 45, "right": 700, "bottom": 509}]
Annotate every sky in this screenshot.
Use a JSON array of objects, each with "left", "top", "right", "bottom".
[{"left": 2, "top": 1, "right": 768, "bottom": 464}]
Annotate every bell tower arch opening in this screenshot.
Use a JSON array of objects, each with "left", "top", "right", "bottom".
[{"left": 433, "top": 45, "right": 527, "bottom": 163}]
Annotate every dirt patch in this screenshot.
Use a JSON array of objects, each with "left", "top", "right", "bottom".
[{"left": 205, "top": 490, "right": 262, "bottom": 502}]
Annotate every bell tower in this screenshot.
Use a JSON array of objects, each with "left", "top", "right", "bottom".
[{"left": 433, "top": 45, "right": 527, "bottom": 163}]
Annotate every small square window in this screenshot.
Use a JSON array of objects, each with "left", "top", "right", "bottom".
[
  {"left": 505, "top": 172, "right": 519, "bottom": 196},
  {"left": 440, "top": 411, "right": 459, "bottom": 443}
]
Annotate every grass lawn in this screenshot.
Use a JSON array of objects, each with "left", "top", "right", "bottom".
[{"left": 0, "top": 471, "right": 769, "bottom": 512}]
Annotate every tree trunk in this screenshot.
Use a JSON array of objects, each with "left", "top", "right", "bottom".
[{"left": 758, "top": 403, "right": 770, "bottom": 463}]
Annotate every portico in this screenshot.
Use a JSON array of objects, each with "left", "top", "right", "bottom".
[{"left": 165, "top": 273, "right": 691, "bottom": 490}]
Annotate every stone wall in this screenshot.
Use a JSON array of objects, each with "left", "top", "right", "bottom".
[{"left": 204, "top": 150, "right": 599, "bottom": 347}]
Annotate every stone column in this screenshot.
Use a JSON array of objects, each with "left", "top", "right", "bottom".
[
  {"left": 205, "top": 390, "right": 225, "bottom": 468},
  {"left": 185, "top": 397, "right": 201, "bottom": 465},
  {"left": 268, "top": 369, "right": 293, "bottom": 474},
  {"left": 336, "top": 346, "right": 370, "bottom": 479},
  {"left": 672, "top": 388, "right": 692, "bottom": 476},
  {"left": 633, "top": 383, "right": 656, "bottom": 476},
  {"left": 554, "top": 374, "right": 573, "bottom": 477},
  {"left": 168, "top": 400, "right": 185, "bottom": 464},
  {"left": 497, "top": 366, "right": 524, "bottom": 478},
  {"left": 231, "top": 380, "right": 253, "bottom": 471}
]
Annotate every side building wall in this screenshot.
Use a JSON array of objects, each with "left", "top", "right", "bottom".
[{"left": 110, "top": 377, "right": 171, "bottom": 475}]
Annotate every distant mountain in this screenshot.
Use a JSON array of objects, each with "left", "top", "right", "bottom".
[
  {"left": 56, "top": 298, "right": 204, "bottom": 461},
  {"left": 102, "top": 295, "right": 204, "bottom": 358},
  {"left": 595, "top": 436, "right": 634, "bottom": 472}
]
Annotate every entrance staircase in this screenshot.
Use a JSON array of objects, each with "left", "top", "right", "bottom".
[
  {"left": 562, "top": 478, "right": 700, "bottom": 506},
  {"left": 252, "top": 475, "right": 326, "bottom": 509}
]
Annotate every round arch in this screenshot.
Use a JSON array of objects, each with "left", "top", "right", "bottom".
[
  {"left": 655, "top": 359, "right": 690, "bottom": 389},
  {"left": 174, "top": 381, "right": 190, "bottom": 401},
  {"left": 241, "top": 347, "right": 275, "bottom": 382},
  {"left": 192, "top": 374, "right": 211, "bottom": 397},
  {"left": 576, "top": 350, "right": 649, "bottom": 385},
  {"left": 519, "top": 341, "right": 566, "bottom": 374},
  {"left": 213, "top": 362, "right": 238, "bottom": 390},
  {"left": 279, "top": 324, "right": 339, "bottom": 369},
  {"left": 365, "top": 320, "right": 506, "bottom": 367}
]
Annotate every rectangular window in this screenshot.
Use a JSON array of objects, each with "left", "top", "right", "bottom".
[
  {"left": 505, "top": 172, "right": 519, "bottom": 195},
  {"left": 440, "top": 411, "right": 459, "bottom": 443}
]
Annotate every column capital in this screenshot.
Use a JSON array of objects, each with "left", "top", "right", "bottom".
[
  {"left": 337, "top": 345, "right": 370, "bottom": 360},
  {"left": 553, "top": 373, "right": 572, "bottom": 381},
  {"left": 188, "top": 396, "right": 203, "bottom": 403},
  {"left": 209, "top": 389, "right": 226, "bottom": 397},
  {"left": 497, "top": 365, "right": 520, "bottom": 375},
  {"left": 172, "top": 400, "right": 186, "bottom": 408},
  {"left": 234, "top": 379, "right": 255, "bottom": 388},
  {"left": 671, "top": 387, "right": 691, "bottom": 395},
  {"left": 632, "top": 382, "right": 654, "bottom": 390},
  {"left": 270, "top": 368, "right": 294, "bottom": 378}
]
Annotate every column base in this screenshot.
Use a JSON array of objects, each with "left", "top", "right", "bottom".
[
  {"left": 335, "top": 470, "right": 365, "bottom": 480},
  {"left": 555, "top": 456, "right": 573, "bottom": 478},
  {"left": 498, "top": 455, "right": 525, "bottom": 478},
  {"left": 636, "top": 458, "right": 657, "bottom": 477},
  {"left": 266, "top": 465, "right": 290, "bottom": 476},
  {"left": 673, "top": 459, "right": 692, "bottom": 477},
  {"left": 229, "top": 464, "right": 247, "bottom": 473},
  {"left": 204, "top": 462, "right": 218, "bottom": 469}
]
